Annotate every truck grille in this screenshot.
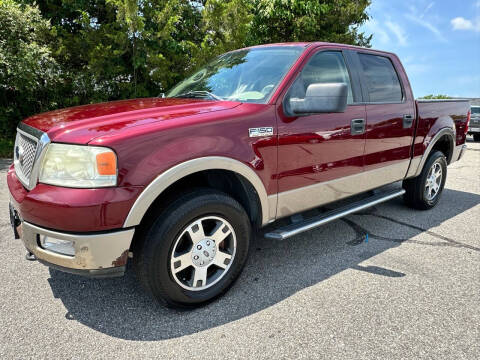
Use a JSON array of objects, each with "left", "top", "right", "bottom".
[
  {"left": 15, "top": 133, "right": 38, "bottom": 179},
  {"left": 13, "top": 124, "right": 50, "bottom": 190}
]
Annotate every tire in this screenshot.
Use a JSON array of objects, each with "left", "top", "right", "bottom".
[
  {"left": 473, "top": 134, "right": 480, "bottom": 142},
  {"left": 133, "top": 189, "right": 252, "bottom": 308},
  {"left": 402, "top": 151, "right": 447, "bottom": 210}
]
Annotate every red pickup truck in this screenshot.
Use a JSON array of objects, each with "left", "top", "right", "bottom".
[{"left": 8, "top": 42, "right": 470, "bottom": 308}]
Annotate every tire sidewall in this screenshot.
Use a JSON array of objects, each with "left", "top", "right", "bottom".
[{"left": 144, "top": 191, "right": 251, "bottom": 306}]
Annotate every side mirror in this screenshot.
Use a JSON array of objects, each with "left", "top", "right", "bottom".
[{"left": 289, "top": 83, "right": 348, "bottom": 114}]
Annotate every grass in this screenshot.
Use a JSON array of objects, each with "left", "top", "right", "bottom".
[{"left": 0, "top": 137, "right": 14, "bottom": 158}]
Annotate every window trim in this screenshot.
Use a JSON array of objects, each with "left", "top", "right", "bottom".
[
  {"left": 354, "top": 51, "right": 406, "bottom": 105},
  {"left": 282, "top": 49, "right": 362, "bottom": 116}
]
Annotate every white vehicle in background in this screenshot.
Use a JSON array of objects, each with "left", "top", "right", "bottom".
[{"left": 468, "top": 105, "right": 480, "bottom": 141}]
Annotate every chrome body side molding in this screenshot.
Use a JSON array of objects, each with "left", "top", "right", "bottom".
[
  {"left": 275, "top": 160, "right": 410, "bottom": 219},
  {"left": 123, "top": 156, "right": 273, "bottom": 227},
  {"left": 265, "top": 189, "right": 406, "bottom": 240}
]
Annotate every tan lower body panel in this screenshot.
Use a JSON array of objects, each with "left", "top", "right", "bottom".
[
  {"left": 21, "top": 221, "right": 135, "bottom": 270},
  {"left": 276, "top": 160, "right": 410, "bottom": 219}
]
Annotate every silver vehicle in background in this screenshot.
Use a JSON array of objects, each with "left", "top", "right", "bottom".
[{"left": 469, "top": 105, "right": 480, "bottom": 141}]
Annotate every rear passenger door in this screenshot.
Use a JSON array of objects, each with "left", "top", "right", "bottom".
[{"left": 353, "top": 51, "right": 416, "bottom": 181}]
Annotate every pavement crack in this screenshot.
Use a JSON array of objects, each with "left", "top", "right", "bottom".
[
  {"left": 370, "top": 213, "right": 480, "bottom": 251},
  {"left": 342, "top": 212, "right": 480, "bottom": 252}
]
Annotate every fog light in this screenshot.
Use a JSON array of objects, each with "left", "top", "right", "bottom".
[{"left": 39, "top": 235, "right": 75, "bottom": 256}]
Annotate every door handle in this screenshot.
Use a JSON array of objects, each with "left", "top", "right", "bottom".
[
  {"left": 351, "top": 118, "right": 365, "bottom": 135},
  {"left": 403, "top": 114, "right": 414, "bottom": 128}
]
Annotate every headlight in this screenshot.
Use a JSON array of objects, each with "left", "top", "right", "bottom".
[{"left": 39, "top": 144, "right": 117, "bottom": 188}]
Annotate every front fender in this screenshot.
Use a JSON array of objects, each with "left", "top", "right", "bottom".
[
  {"left": 88, "top": 103, "right": 279, "bottom": 226},
  {"left": 122, "top": 156, "right": 274, "bottom": 227}
]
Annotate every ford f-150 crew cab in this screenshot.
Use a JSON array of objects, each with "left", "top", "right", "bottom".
[{"left": 8, "top": 42, "right": 470, "bottom": 308}]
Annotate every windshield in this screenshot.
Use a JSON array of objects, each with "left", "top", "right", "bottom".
[
  {"left": 472, "top": 107, "right": 480, "bottom": 114},
  {"left": 166, "top": 46, "right": 304, "bottom": 103}
]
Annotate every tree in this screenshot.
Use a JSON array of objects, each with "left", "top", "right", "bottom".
[
  {"left": 420, "top": 94, "right": 452, "bottom": 99},
  {"left": 27, "top": 0, "right": 207, "bottom": 99},
  {"left": 247, "top": 0, "right": 372, "bottom": 46},
  {"left": 0, "top": 0, "right": 372, "bottom": 155},
  {"left": 0, "top": 0, "right": 59, "bottom": 138},
  {"left": 198, "top": 0, "right": 252, "bottom": 63}
]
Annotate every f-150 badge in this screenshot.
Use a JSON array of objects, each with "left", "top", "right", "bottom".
[{"left": 249, "top": 127, "right": 274, "bottom": 137}]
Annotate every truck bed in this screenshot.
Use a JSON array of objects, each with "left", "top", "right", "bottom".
[{"left": 415, "top": 99, "right": 470, "bottom": 147}]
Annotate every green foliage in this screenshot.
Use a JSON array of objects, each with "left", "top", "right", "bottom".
[
  {"left": 0, "top": 0, "right": 59, "bottom": 138},
  {"left": 420, "top": 94, "right": 452, "bottom": 99},
  {"left": 247, "top": 0, "right": 372, "bottom": 46},
  {"left": 199, "top": 0, "right": 253, "bottom": 62},
  {"left": 0, "top": 0, "right": 372, "bottom": 150},
  {"left": 0, "top": 136, "right": 14, "bottom": 157},
  {"left": 27, "top": 0, "right": 206, "bottom": 98}
]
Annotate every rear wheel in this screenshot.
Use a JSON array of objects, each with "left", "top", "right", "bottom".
[
  {"left": 403, "top": 151, "right": 447, "bottom": 210},
  {"left": 133, "top": 189, "right": 252, "bottom": 308},
  {"left": 473, "top": 134, "right": 480, "bottom": 142}
]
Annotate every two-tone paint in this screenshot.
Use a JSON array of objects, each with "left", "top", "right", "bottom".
[{"left": 8, "top": 42, "right": 470, "bottom": 238}]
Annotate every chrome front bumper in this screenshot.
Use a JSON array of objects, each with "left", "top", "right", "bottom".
[{"left": 20, "top": 221, "right": 134, "bottom": 278}]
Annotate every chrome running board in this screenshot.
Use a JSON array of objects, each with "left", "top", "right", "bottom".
[{"left": 264, "top": 189, "right": 406, "bottom": 240}]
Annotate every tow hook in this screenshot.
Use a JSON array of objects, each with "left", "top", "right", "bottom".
[{"left": 25, "top": 252, "right": 36, "bottom": 261}]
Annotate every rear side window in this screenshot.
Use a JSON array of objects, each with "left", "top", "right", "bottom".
[{"left": 358, "top": 53, "right": 403, "bottom": 103}]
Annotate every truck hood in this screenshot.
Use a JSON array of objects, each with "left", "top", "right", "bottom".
[{"left": 23, "top": 98, "right": 241, "bottom": 144}]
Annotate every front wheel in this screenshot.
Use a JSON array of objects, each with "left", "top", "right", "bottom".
[
  {"left": 133, "top": 189, "right": 252, "bottom": 308},
  {"left": 403, "top": 151, "right": 447, "bottom": 210},
  {"left": 473, "top": 134, "right": 480, "bottom": 142}
]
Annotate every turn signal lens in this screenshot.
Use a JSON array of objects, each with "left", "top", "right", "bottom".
[{"left": 96, "top": 152, "right": 117, "bottom": 175}]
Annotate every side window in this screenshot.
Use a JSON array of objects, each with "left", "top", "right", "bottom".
[
  {"left": 287, "top": 51, "right": 354, "bottom": 105},
  {"left": 358, "top": 53, "right": 403, "bottom": 103}
]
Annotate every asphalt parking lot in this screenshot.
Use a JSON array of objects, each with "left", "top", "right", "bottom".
[{"left": 1, "top": 138, "right": 479, "bottom": 360}]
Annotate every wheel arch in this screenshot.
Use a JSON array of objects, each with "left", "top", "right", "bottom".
[
  {"left": 123, "top": 157, "right": 273, "bottom": 229},
  {"left": 413, "top": 127, "right": 455, "bottom": 177}
]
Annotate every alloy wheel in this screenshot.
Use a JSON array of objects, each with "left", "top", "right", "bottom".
[
  {"left": 424, "top": 161, "right": 442, "bottom": 201},
  {"left": 169, "top": 216, "right": 236, "bottom": 291}
]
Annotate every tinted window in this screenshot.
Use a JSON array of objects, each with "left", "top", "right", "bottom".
[
  {"left": 288, "top": 51, "right": 354, "bottom": 105},
  {"left": 358, "top": 54, "right": 403, "bottom": 103},
  {"left": 471, "top": 107, "right": 480, "bottom": 114}
]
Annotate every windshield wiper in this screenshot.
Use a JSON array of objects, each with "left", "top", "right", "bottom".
[{"left": 172, "top": 90, "right": 223, "bottom": 101}]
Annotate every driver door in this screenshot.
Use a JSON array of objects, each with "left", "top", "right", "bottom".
[{"left": 275, "top": 49, "right": 367, "bottom": 218}]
